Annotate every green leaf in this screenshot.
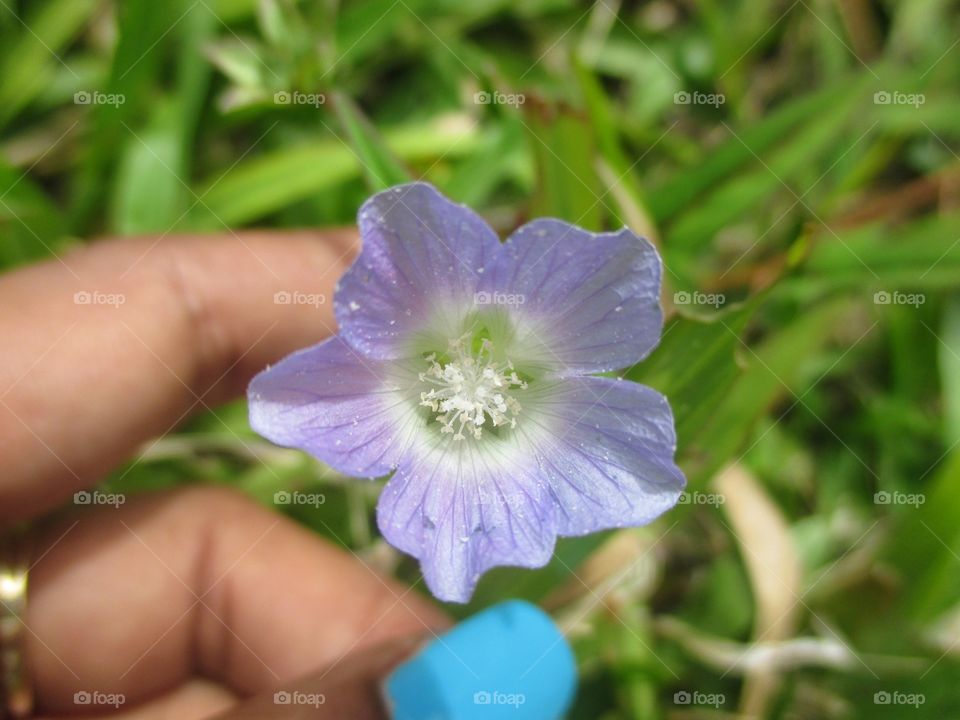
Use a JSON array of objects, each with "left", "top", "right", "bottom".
[
  {"left": 527, "top": 107, "right": 604, "bottom": 229},
  {"left": 787, "top": 210, "right": 960, "bottom": 294},
  {"left": 940, "top": 295, "right": 960, "bottom": 445},
  {"left": 186, "top": 121, "right": 482, "bottom": 228},
  {"left": 256, "top": 0, "right": 295, "bottom": 47},
  {"left": 107, "top": 0, "right": 214, "bottom": 235},
  {"left": 684, "top": 298, "right": 850, "bottom": 485},
  {"left": 332, "top": 0, "right": 432, "bottom": 73},
  {"left": 69, "top": 0, "right": 213, "bottom": 231},
  {"left": 210, "top": 0, "right": 259, "bottom": 23},
  {"left": 886, "top": 452, "right": 960, "bottom": 620},
  {"left": 664, "top": 87, "right": 867, "bottom": 256},
  {"left": 647, "top": 76, "right": 869, "bottom": 224},
  {"left": 330, "top": 91, "right": 413, "bottom": 191},
  {"left": 0, "top": 0, "right": 97, "bottom": 129},
  {"left": 205, "top": 37, "right": 268, "bottom": 90},
  {"left": 109, "top": 99, "right": 186, "bottom": 235},
  {"left": 0, "top": 161, "right": 70, "bottom": 266},
  {"left": 574, "top": 57, "right": 657, "bottom": 236},
  {"left": 443, "top": 119, "right": 529, "bottom": 206},
  {"left": 629, "top": 302, "right": 755, "bottom": 455}
]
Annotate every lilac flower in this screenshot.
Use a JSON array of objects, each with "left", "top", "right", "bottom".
[{"left": 248, "top": 182, "right": 685, "bottom": 603}]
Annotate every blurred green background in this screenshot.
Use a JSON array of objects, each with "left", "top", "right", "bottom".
[{"left": 3, "top": 0, "right": 960, "bottom": 717}]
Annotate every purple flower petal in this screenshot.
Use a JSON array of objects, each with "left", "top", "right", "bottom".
[
  {"left": 335, "top": 182, "right": 501, "bottom": 360},
  {"left": 527, "top": 376, "right": 685, "bottom": 535},
  {"left": 374, "top": 376, "right": 682, "bottom": 601},
  {"left": 377, "top": 442, "right": 557, "bottom": 603},
  {"left": 248, "top": 183, "right": 686, "bottom": 604},
  {"left": 248, "top": 336, "right": 422, "bottom": 478},
  {"left": 482, "top": 219, "right": 663, "bottom": 375}
]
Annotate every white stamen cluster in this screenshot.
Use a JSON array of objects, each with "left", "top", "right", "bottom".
[{"left": 419, "top": 336, "right": 526, "bottom": 441}]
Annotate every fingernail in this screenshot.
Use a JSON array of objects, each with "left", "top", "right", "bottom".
[{"left": 384, "top": 600, "right": 576, "bottom": 720}]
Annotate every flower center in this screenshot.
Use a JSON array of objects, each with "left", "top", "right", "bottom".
[{"left": 418, "top": 335, "right": 526, "bottom": 441}]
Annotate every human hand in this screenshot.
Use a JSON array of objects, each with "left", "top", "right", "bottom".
[{"left": 0, "top": 231, "right": 449, "bottom": 719}]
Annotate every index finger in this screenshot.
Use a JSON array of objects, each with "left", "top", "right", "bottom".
[{"left": 0, "top": 230, "right": 357, "bottom": 523}]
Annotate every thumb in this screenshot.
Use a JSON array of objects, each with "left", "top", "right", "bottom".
[{"left": 211, "top": 635, "right": 420, "bottom": 720}]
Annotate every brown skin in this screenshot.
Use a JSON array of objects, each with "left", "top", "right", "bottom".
[{"left": 0, "top": 232, "right": 448, "bottom": 719}]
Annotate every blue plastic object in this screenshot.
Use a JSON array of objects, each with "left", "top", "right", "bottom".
[{"left": 385, "top": 600, "right": 577, "bottom": 720}]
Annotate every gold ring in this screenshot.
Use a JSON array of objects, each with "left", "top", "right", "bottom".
[{"left": 0, "top": 530, "right": 31, "bottom": 719}]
